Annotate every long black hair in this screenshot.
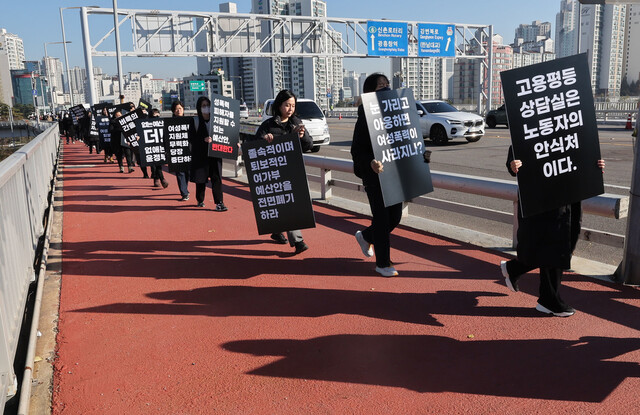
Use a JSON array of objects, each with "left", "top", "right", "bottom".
[
  {"left": 272, "top": 89, "right": 297, "bottom": 118},
  {"left": 362, "top": 73, "right": 389, "bottom": 94},
  {"left": 196, "top": 96, "right": 211, "bottom": 120}
]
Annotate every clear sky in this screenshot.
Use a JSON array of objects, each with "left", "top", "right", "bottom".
[{"left": 1, "top": 0, "right": 562, "bottom": 79}]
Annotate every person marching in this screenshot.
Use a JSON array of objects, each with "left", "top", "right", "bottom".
[
  {"left": 190, "top": 96, "right": 227, "bottom": 211},
  {"left": 500, "top": 148, "right": 605, "bottom": 317},
  {"left": 350, "top": 73, "right": 403, "bottom": 277},
  {"left": 110, "top": 110, "right": 135, "bottom": 173},
  {"left": 252, "top": 89, "right": 312, "bottom": 254},
  {"left": 147, "top": 108, "right": 169, "bottom": 188},
  {"left": 85, "top": 110, "right": 100, "bottom": 154},
  {"left": 171, "top": 100, "right": 191, "bottom": 201}
]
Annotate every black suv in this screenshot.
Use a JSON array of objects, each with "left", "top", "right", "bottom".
[{"left": 485, "top": 104, "right": 508, "bottom": 128}]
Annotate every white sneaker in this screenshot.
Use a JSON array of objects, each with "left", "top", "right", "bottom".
[
  {"left": 375, "top": 266, "right": 398, "bottom": 277},
  {"left": 355, "top": 231, "right": 373, "bottom": 257},
  {"left": 500, "top": 260, "right": 517, "bottom": 293}
]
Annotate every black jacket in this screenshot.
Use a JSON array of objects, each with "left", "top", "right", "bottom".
[
  {"left": 350, "top": 105, "right": 379, "bottom": 187},
  {"left": 189, "top": 116, "right": 221, "bottom": 183},
  {"left": 507, "top": 147, "right": 581, "bottom": 269},
  {"left": 252, "top": 115, "right": 313, "bottom": 152}
]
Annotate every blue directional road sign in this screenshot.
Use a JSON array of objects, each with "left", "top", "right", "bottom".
[
  {"left": 367, "top": 21, "right": 408, "bottom": 57},
  {"left": 417, "top": 24, "right": 456, "bottom": 57}
]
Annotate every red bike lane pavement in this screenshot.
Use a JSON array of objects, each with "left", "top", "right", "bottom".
[{"left": 53, "top": 142, "right": 640, "bottom": 414}]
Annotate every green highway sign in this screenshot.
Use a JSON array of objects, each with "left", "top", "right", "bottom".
[{"left": 190, "top": 80, "right": 206, "bottom": 92}]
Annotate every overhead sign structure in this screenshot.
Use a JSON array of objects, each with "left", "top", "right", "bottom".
[
  {"left": 501, "top": 53, "right": 604, "bottom": 217},
  {"left": 367, "top": 21, "right": 408, "bottom": 57},
  {"left": 361, "top": 88, "right": 434, "bottom": 207},
  {"left": 189, "top": 80, "right": 206, "bottom": 92},
  {"left": 417, "top": 24, "right": 455, "bottom": 57}
]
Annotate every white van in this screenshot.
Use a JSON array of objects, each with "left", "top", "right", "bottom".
[{"left": 263, "top": 98, "right": 330, "bottom": 152}]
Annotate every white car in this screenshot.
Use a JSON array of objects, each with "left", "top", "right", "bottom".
[
  {"left": 239, "top": 103, "right": 249, "bottom": 118},
  {"left": 416, "top": 100, "right": 485, "bottom": 145},
  {"left": 263, "top": 98, "right": 330, "bottom": 152}
]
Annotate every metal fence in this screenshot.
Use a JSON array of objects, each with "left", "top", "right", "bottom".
[
  {"left": 0, "top": 123, "right": 59, "bottom": 408},
  {"left": 300, "top": 155, "right": 628, "bottom": 249}
]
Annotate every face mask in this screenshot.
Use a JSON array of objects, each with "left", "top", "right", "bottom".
[
  {"left": 378, "top": 86, "right": 391, "bottom": 92},
  {"left": 201, "top": 106, "right": 210, "bottom": 115}
]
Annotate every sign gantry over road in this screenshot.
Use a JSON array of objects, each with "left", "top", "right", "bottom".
[{"left": 78, "top": 6, "right": 492, "bottom": 111}]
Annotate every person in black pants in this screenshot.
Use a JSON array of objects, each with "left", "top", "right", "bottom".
[
  {"left": 252, "top": 89, "right": 313, "bottom": 254},
  {"left": 350, "top": 73, "right": 403, "bottom": 277},
  {"left": 109, "top": 110, "right": 135, "bottom": 173},
  {"left": 190, "top": 96, "right": 227, "bottom": 211},
  {"left": 148, "top": 108, "right": 168, "bottom": 188},
  {"left": 500, "top": 147, "right": 605, "bottom": 317},
  {"left": 171, "top": 100, "right": 190, "bottom": 200}
]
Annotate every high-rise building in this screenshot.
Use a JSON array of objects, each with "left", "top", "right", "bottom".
[
  {"left": 623, "top": 4, "right": 640, "bottom": 84},
  {"left": 197, "top": 1, "right": 342, "bottom": 110},
  {"left": 556, "top": 1, "right": 627, "bottom": 97},
  {"left": 0, "top": 29, "right": 25, "bottom": 71},
  {"left": 0, "top": 29, "right": 25, "bottom": 105},
  {"left": 515, "top": 20, "right": 552, "bottom": 44},
  {"left": 391, "top": 54, "right": 444, "bottom": 101}
]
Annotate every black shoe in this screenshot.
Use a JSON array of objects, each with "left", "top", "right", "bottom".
[
  {"left": 197, "top": 202, "right": 205, "bottom": 208},
  {"left": 535, "top": 302, "right": 576, "bottom": 317},
  {"left": 294, "top": 241, "right": 309, "bottom": 254},
  {"left": 270, "top": 233, "right": 287, "bottom": 244},
  {"left": 181, "top": 194, "right": 190, "bottom": 201},
  {"left": 500, "top": 261, "right": 519, "bottom": 292},
  {"left": 214, "top": 202, "right": 228, "bottom": 212}
]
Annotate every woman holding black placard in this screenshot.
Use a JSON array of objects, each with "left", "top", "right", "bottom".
[
  {"left": 252, "top": 89, "right": 313, "bottom": 254},
  {"left": 110, "top": 110, "right": 135, "bottom": 174},
  {"left": 350, "top": 73, "right": 405, "bottom": 277},
  {"left": 172, "top": 100, "right": 191, "bottom": 201},
  {"left": 190, "top": 96, "right": 227, "bottom": 211},
  {"left": 500, "top": 147, "right": 605, "bottom": 317}
]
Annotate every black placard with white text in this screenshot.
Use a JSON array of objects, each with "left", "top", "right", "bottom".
[
  {"left": 97, "top": 116, "right": 111, "bottom": 146},
  {"left": 208, "top": 93, "right": 240, "bottom": 159},
  {"left": 163, "top": 117, "right": 194, "bottom": 172},
  {"left": 361, "top": 88, "right": 433, "bottom": 207},
  {"left": 69, "top": 105, "right": 87, "bottom": 125},
  {"left": 500, "top": 53, "right": 604, "bottom": 217},
  {"left": 241, "top": 133, "right": 315, "bottom": 235},
  {"left": 136, "top": 118, "right": 167, "bottom": 167},
  {"left": 115, "top": 109, "right": 145, "bottom": 148}
]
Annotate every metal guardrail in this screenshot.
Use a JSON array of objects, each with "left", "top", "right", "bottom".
[
  {"left": 301, "top": 154, "right": 628, "bottom": 249},
  {"left": 0, "top": 124, "right": 59, "bottom": 408}
]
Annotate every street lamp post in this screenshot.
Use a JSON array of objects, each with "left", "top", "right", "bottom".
[
  {"left": 44, "top": 41, "right": 72, "bottom": 114},
  {"left": 230, "top": 76, "right": 243, "bottom": 102},
  {"left": 60, "top": 6, "right": 98, "bottom": 107}
]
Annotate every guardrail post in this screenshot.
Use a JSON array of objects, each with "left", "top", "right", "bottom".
[
  {"left": 512, "top": 201, "right": 519, "bottom": 249},
  {"left": 402, "top": 201, "right": 409, "bottom": 218},
  {"left": 321, "top": 168, "right": 332, "bottom": 200}
]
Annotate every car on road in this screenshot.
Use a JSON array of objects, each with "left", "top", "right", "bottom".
[
  {"left": 416, "top": 100, "right": 485, "bottom": 145},
  {"left": 485, "top": 104, "right": 508, "bottom": 128},
  {"left": 239, "top": 103, "right": 249, "bottom": 118},
  {"left": 263, "top": 98, "right": 330, "bottom": 152}
]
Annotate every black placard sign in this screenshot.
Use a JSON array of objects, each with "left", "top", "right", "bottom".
[
  {"left": 136, "top": 118, "right": 167, "bottom": 167},
  {"left": 92, "top": 102, "right": 111, "bottom": 114},
  {"left": 69, "top": 104, "right": 87, "bottom": 123},
  {"left": 138, "top": 98, "right": 152, "bottom": 111},
  {"left": 361, "top": 88, "right": 434, "bottom": 207},
  {"left": 97, "top": 116, "right": 111, "bottom": 144},
  {"left": 107, "top": 102, "right": 133, "bottom": 118},
  {"left": 208, "top": 93, "right": 240, "bottom": 160},
  {"left": 163, "top": 117, "right": 194, "bottom": 172},
  {"left": 115, "top": 108, "right": 145, "bottom": 147},
  {"left": 241, "top": 133, "right": 316, "bottom": 235},
  {"left": 500, "top": 53, "right": 604, "bottom": 217}
]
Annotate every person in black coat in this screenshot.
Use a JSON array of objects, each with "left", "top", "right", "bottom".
[
  {"left": 172, "top": 100, "right": 190, "bottom": 200},
  {"left": 501, "top": 146, "right": 605, "bottom": 317},
  {"left": 350, "top": 73, "right": 403, "bottom": 277},
  {"left": 190, "top": 96, "right": 227, "bottom": 211},
  {"left": 251, "top": 89, "right": 313, "bottom": 254},
  {"left": 109, "top": 110, "right": 135, "bottom": 173},
  {"left": 85, "top": 111, "right": 100, "bottom": 154}
]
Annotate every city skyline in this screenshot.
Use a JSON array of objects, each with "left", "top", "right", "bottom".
[{"left": 2, "top": 0, "right": 562, "bottom": 79}]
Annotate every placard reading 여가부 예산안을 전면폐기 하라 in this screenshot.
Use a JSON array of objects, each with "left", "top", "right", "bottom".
[{"left": 241, "top": 132, "right": 316, "bottom": 235}]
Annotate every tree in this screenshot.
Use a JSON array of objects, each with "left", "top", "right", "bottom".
[
  {"left": 621, "top": 77, "right": 630, "bottom": 97},
  {"left": 0, "top": 102, "right": 10, "bottom": 119}
]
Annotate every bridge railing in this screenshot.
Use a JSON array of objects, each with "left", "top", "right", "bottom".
[
  {"left": 0, "top": 123, "right": 59, "bottom": 408},
  {"left": 299, "top": 155, "right": 628, "bottom": 249}
]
